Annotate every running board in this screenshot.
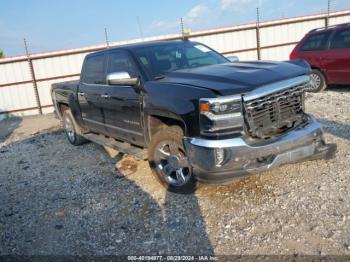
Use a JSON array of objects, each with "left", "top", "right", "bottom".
[{"left": 82, "top": 133, "right": 147, "bottom": 160}]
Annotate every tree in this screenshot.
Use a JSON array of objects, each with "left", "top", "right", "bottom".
[{"left": 0, "top": 49, "right": 3, "bottom": 58}]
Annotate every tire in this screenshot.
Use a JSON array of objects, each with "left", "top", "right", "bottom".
[
  {"left": 148, "top": 126, "right": 197, "bottom": 194},
  {"left": 62, "top": 109, "right": 87, "bottom": 146},
  {"left": 309, "top": 69, "right": 327, "bottom": 92}
]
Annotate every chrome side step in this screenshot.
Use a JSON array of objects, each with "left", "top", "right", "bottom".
[{"left": 82, "top": 133, "right": 147, "bottom": 160}]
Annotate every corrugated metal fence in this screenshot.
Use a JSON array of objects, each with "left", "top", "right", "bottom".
[{"left": 1, "top": 10, "right": 349, "bottom": 119}]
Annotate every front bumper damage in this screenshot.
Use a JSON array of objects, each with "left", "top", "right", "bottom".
[{"left": 184, "top": 116, "right": 336, "bottom": 184}]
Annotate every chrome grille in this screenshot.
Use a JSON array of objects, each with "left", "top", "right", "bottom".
[{"left": 243, "top": 82, "right": 308, "bottom": 139}]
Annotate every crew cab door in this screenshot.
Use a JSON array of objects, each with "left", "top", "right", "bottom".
[
  {"left": 323, "top": 28, "right": 350, "bottom": 85},
  {"left": 78, "top": 53, "right": 108, "bottom": 134},
  {"left": 103, "top": 50, "right": 145, "bottom": 146}
]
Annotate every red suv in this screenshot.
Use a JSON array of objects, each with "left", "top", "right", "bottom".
[{"left": 290, "top": 23, "right": 350, "bottom": 92}]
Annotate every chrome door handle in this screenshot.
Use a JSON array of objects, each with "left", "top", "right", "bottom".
[
  {"left": 78, "top": 92, "right": 86, "bottom": 97},
  {"left": 100, "top": 94, "right": 111, "bottom": 99}
]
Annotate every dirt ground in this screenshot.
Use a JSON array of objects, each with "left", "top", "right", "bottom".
[{"left": 0, "top": 87, "right": 350, "bottom": 257}]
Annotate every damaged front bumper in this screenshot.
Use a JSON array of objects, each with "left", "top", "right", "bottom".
[{"left": 184, "top": 116, "right": 336, "bottom": 184}]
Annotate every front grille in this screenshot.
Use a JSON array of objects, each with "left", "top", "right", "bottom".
[{"left": 243, "top": 82, "right": 308, "bottom": 139}]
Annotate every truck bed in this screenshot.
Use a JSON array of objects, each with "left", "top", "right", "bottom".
[
  {"left": 52, "top": 80, "right": 79, "bottom": 91},
  {"left": 52, "top": 79, "right": 79, "bottom": 100}
]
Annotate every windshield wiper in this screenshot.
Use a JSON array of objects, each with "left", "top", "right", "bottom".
[{"left": 154, "top": 75, "right": 166, "bottom": 80}]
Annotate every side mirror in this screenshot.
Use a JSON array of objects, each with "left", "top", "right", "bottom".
[
  {"left": 106, "top": 72, "right": 138, "bottom": 86},
  {"left": 227, "top": 56, "right": 239, "bottom": 63}
]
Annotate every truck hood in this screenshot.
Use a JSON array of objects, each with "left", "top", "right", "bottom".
[{"left": 159, "top": 60, "right": 310, "bottom": 96}]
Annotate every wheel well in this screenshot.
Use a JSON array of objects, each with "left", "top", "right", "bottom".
[
  {"left": 148, "top": 115, "right": 186, "bottom": 139},
  {"left": 311, "top": 66, "right": 321, "bottom": 72},
  {"left": 58, "top": 103, "right": 69, "bottom": 117}
]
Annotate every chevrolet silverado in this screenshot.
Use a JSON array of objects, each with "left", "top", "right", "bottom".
[{"left": 51, "top": 40, "right": 336, "bottom": 193}]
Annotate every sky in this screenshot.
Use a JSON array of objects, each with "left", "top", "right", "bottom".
[{"left": 0, "top": 0, "right": 349, "bottom": 57}]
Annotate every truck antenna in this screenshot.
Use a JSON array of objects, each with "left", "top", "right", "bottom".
[
  {"left": 104, "top": 28, "right": 110, "bottom": 48},
  {"left": 137, "top": 16, "right": 144, "bottom": 40}
]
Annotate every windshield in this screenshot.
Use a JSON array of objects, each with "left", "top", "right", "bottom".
[{"left": 133, "top": 42, "right": 229, "bottom": 80}]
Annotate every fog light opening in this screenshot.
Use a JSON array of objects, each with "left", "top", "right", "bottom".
[
  {"left": 256, "top": 155, "right": 275, "bottom": 165},
  {"left": 215, "top": 148, "right": 225, "bottom": 167}
]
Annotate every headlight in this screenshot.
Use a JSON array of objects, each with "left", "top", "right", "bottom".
[{"left": 199, "top": 95, "right": 243, "bottom": 136}]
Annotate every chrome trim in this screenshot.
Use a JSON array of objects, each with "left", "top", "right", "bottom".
[
  {"left": 187, "top": 116, "right": 321, "bottom": 149},
  {"left": 83, "top": 118, "right": 143, "bottom": 136},
  {"left": 243, "top": 80, "right": 306, "bottom": 138},
  {"left": 123, "top": 119, "right": 141, "bottom": 126},
  {"left": 244, "top": 75, "right": 310, "bottom": 101},
  {"left": 107, "top": 71, "right": 131, "bottom": 80},
  {"left": 184, "top": 116, "right": 330, "bottom": 182},
  {"left": 200, "top": 94, "right": 241, "bottom": 104},
  {"left": 81, "top": 83, "right": 109, "bottom": 87},
  {"left": 100, "top": 94, "right": 111, "bottom": 99},
  {"left": 106, "top": 72, "right": 138, "bottom": 86},
  {"left": 258, "top": 144, "right": 316, "bottom": 172},
  {"left": 202, "top": 112, "right": 242, "bottom": 121},
  {"left": 188, "top": 135, "right": 246, "bottom": 148}
]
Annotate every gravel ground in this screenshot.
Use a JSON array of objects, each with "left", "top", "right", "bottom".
[{"left": 0, "top": 87, "right": 350, "bottom": 256}]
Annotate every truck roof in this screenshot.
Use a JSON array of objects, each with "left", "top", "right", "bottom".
[{"left": 86, "top": 40, "right": 191, "bottom": 58}]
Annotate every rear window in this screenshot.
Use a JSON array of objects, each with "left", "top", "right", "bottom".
[
  {"left": 83, "top": 54, "right": 106, "bottom": 84},
  {"left": 300, "top": 32, "right": 331, "bottom": 51},
  {"left": 330, "top": 29, "right": 350, "bottom": 49}
]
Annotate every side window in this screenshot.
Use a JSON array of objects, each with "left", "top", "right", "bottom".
[
  {"left": 107, "top": 51, "right": 138, "bottom": 78},
  {"left": 300, "top": 32, "right": 331, "bottom": 51},
  {"left": 330, "top": 29, "right": 350, "bottom": 49},
  {"left": 83, "top": 54, "right": 106, "bottom": 84}
]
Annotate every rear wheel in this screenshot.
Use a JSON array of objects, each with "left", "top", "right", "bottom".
[
  {"left": 309, "top": 69, "right": 327, "bottom": 92},
  {"left": 62, "top": 109, "right": 87, "bottom": 146},
  {"left": 148, "top": 126, "right": 196, "bottom": 194}
]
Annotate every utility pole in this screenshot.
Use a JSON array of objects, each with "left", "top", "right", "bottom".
[
  {"left": 104, "top": 28, "right": 110, "bottom": 48},
  {"left": 24, "top": 38, "right": 42, "bottom": 115},
  {"left": 180, "top": 17, "right": 191, "bottom": 41},
  {"left": 256, "top": 7, "right": 261, "bottom": 60},
  {"left": 326, "top": 0, "right": 331, "bottom": 28},
  {"left": 180, "top": 17, "right": 185, "bottom": 40}
]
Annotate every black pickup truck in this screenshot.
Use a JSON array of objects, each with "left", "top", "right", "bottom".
[{"left": 51, "top": 40, "right": 336, "bottom": 193}]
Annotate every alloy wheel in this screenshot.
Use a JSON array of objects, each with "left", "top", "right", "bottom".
[
  {"left": 310, "top": 73, "right": 321, "bottom": 91},
  {"left": 154, "top": 140, "right": 191, "bottom": 187}
]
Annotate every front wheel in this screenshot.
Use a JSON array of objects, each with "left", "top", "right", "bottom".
[
  {"left": 148, "top": 126, "right": 197, "bottom": 194},
  {"left": 309, "top": 69, "right": 327, "bottom": 92}
]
